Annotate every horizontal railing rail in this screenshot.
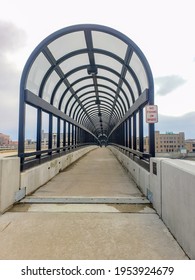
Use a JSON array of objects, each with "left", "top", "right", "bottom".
[
  {"left": 19, "top": 143, "right": 97, "bottom": 171},
  {"left": 109, "top": 143, "right": 151, "bottom": 171}
]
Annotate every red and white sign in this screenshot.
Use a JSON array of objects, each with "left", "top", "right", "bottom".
[{"left": 145, "top": 105, "right": 158, "bottom": 123}]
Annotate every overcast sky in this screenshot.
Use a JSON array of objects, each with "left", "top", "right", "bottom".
[{"left": 0, "top": 0, "right": 195, "bottom": 140}]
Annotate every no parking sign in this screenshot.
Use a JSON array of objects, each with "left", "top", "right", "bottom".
[{"left": 145, "top": 105, "right": 158, "bottom": 123}]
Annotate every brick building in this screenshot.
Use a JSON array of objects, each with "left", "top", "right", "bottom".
[
  {"left": 0, "top": 133, "right": 10, "bottom": 146},
  {"left": 185, "top": 139, "right": 195, "bottom": 152},
  {"left": 144, "top": 131, "right": 185, "bottom": 153}
]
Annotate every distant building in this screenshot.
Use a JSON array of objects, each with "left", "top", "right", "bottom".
[
  {"left": 41, "top": 130, "right": 69, "bottom": 147},
  {"left": 0, "top": 133, "right": 10, "bottom": 146},
  {"left": 144, "top": 131, "right": 185, "bottom": 153},
  {"left": 185, "top": 139, "right": 195, "bottom": 153}
]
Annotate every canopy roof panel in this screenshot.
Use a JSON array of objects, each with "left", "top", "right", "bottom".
[{"left": 21, "top": 24, "right": 154, "bottom": 137}]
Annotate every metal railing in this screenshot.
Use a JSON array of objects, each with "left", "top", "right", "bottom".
[
  {"left": 109, "top": 143, "right": 151, "bottom": 171},
  {"left": 19, "top": 142, "right": 97, "bottom": 171}
]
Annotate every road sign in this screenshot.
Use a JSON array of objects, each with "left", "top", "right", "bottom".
[{"left": 145, "top": 105, "right": 158, "bottom": 123}]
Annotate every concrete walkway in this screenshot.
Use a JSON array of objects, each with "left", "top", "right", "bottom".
[
  {"left": 0, "top": 147, "right": 188, "bottom": 259},
  {"left": 29, "top": 147, "right": 142, "bottom": 198}
]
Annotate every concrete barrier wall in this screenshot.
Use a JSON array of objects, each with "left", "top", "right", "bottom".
[
  {"left": 108, "top": 146, "right": 150, "bottom": 196},
  {"left": 149, "top": 158, "right": 195, "bottom": 259},
  {"left": 20, "top": 146, "right": 97, "bottom": 195},
  {"left": 161, "top": 159, "right": 195, "bottom": 259},
  {"left": 109, "top": 147, "right": 195, "bottom": 259},
  {"left": 0, "top": 157, "right": 20, "bottom": 213},
  {"left": 149, "top": 158, "right": 164, "bottom": 216}
]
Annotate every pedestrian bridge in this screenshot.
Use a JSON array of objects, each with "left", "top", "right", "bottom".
[
  {"left": 0, "top": 24, "right": 194, "bottom": 260},
  {"left": 0, "top": 146, "right": 195, "bottom": 259}
]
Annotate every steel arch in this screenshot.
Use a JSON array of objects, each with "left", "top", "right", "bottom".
[{"left": 18, "top": 24, "right": 155, "bottom": 170}]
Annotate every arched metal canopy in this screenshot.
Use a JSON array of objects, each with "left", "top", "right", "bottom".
[{"left": 18, "top": 24, "right": 154, "bottom": 169}]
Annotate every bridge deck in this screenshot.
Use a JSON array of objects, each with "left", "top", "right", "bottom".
[
  {"left": 0, "top": 148, "right": 188, "bottom": 259},
  {"left": 28, "top": 147, "right": 142, "bottom": 199}
]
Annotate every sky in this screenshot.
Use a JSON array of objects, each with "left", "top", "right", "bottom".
[{"left": 0, "top": 0, "right": 195, "bottom": 140}]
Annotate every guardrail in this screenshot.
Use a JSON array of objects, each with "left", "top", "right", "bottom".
[
  {"left": 109, "top": 143, "right": 151, "bottom": 171},
  {"left": 19, "top": 143, "right": 97, "bottom": 171}
]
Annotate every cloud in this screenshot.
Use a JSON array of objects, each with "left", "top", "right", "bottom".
[
  {"left": 0, "top": 20, "right": 26, "bottom": 52},
  {"left": 155, "top": 112, "right": 195, "bottom": 139},
  {"left": 0, "top": 21, "right": 27, "bottom": 140},
  {"left": 155, "top": 75, "right": 186, "bottom": 96},
  {"left": 0, "top": 21, "right": 27, "bottom": 92},
  {"left": 0, "top": 58, "right": 20, "bottom": 140}
]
